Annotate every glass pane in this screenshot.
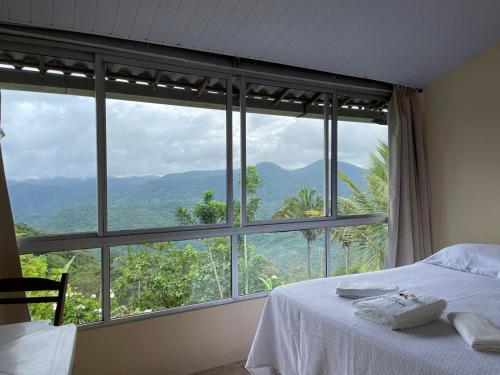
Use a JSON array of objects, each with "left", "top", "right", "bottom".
[
  {"left": 337, "top": 120, "right": 388, "bottom": 215},
  {"left": 245, "top": 83, "right": 326, "bottom": 221},
  {"left": 232, "top": 109, "right": 242, "bottom": 226},
  {"left": 330, "top": 224, "right": 388, "bottom": 276},
  {"left": 1, "top": 57, "right": 96, "bottom": 236},
  {"left": 239, "top": 231, "right": 325, "bottom": 296},
  {"left": 110, "top": 237, "right": 231, "bottom": 318},
  {"left": 20, "top": 248, "right": 102, "bottom": 325},
  {"left": 105, "top": 64, "right": 227, "bottom": 231}
]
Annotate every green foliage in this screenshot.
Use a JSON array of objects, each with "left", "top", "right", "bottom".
[
  {"left": 19, "top": 252, "right": 101, "bottom": 325},
  {"left": 258, "top": 275, "right": 281, "bottom": 291},
  {"left": 176, "top": 190, "right": 226, "bottom": 225},
  {"left": 338, "top": 141, "right": 388, "bottom": 215},
  {"left": 15, "top": 222, "right": 42, "bottom": 238},
  {"left": 335, "top": 141, "right": 389, "bottom": 273},
  {"left": 273, "top": 187, "right": 324, "bottom": 279},
  {"left": 112, "top": 242, "right": 202, "bottom": 316},
  {"left": 63, "top": 291, "right": 101, "bottom": 324}
]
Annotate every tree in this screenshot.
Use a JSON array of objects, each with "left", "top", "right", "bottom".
[
  {"left": 236, "top": 166, "right": 264, "bottom": 294},
  {"left": 273, "top": 187, "right": 323, "bottom": 279},
  {"left": 20, "top": 253, "right": 102, "bottom": 324},
  {"left": 112, "top": 242, "right": 201, "bottom": 316},
  {"left": 336, "top": 141, "right": 388, "bottom": 272},
  {"left": 176, "top": 166, "right": 276, "bottom": 295},
  {"left": 15, "top": 222, "right": 41, "bottom": 237},
  {"left": 176, "top": 190, "right": 226, "bottom": 225},
  {"left": 176, "top": 190, "right": 228, "bottom": 299}
]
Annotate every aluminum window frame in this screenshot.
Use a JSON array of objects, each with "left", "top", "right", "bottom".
[
  {"left": 1, "top": 32, "right": 389, "bottom": 329},
  {"left": 100, "top": 54, "right": 233, "bottom": 234},
  {"left": 240, "top": 77, "right": 335, "bottom": 226}
]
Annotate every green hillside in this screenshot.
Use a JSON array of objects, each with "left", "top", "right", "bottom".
[{"left": 8, "top": 160, "right": 367, "bottom": 233}]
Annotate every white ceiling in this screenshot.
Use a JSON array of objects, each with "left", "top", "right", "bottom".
[{"left": 1, "top": 0, "right": 500, "bottom": 88}]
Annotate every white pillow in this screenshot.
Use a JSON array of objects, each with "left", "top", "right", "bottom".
[{"left": 422, "top": 243, "right": 500, "bottom": 279}]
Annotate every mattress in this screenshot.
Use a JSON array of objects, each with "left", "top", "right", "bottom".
[{"left": 246, "top": 262, "right": 500, "bottom": 375}]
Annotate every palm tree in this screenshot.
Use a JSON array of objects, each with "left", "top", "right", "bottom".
[
  {"left": 337, "top": 141, "right": 388, "bottom": 272},
  {"left": 273, "top": 187, "right": 323, "bottom": 279},
  {"left": 331, "top": 225, "right": 356, "bottom": 275}
]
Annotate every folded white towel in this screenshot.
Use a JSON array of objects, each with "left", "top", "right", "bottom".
[
  {"left": 336, "top": 281, "right": 399, "bottom": 299},
  {"left": 352, "top": 291, "right": 447, "bottom": 330},
  {"left": 448, "top": 312, "right": 500, "bottom": 352}
]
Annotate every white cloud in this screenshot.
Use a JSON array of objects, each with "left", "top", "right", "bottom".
[
  {"left": 1, "top": 90, "right": 96, "bottom": 179},
  {"left": 338, "top": 121, "right": 388, "bottom": 168},
  {"left": 106, "top": 99, "right": 227, "bottom": 177},
  {"left": 245, "top": 112, "right": 324, "bottom": 169},
  {"left": 1, "top": 90, "right": 387, "bottom": 179}
]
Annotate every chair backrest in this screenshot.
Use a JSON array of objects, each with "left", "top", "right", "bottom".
[{"left": 0, "top": 273, "right": 69, "bottom": 326}]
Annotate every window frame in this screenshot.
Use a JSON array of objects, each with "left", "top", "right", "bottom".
[
  {"left": 2, "top": 34, "right": 390, "bottom": 329},
  {"left": 239, "top": 76, "right": 333, "bottom": 226}
]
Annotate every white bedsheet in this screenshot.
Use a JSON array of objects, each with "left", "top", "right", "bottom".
[{"left": 246, "top": 263, "right": 500, "bottom": 375}]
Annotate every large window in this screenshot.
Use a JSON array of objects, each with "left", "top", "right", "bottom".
[
  {"left": 244, "top": 83, "right": 327, "bottom": 222},
  {"left": 4, "top": 47, "right": 389, "bottom": 326},
  {"left": 1, "top": 60, "right": 96, "bottom": 236},
  {"left": 105, "top": 64, "right": 227, "bottom": 231}
]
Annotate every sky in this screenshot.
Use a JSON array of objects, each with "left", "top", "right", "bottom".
[{"left": 1, "top": 90, "right": 387, "bottom": 180}]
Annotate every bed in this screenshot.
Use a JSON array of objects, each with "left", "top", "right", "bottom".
[{"left": 246, "top": 245, "right": 500, "bottom": 375}]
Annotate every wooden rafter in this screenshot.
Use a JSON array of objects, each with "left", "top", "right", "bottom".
[
  {"left": 273, "top": 88, "right": 291, "bottom": 105},
  {"left": 152, "top": 70, "right": 162, "bottom": 90},
  {"left": 338, "top": 97, "right": 352, "bottom": 107},
  {"left": 38, "top": 55, "right": 47, "bottom": 75},
  {"left": 304, "top": 92, "right": 322, "bottom": 107},
  {"left": 245, "top": 82, "right": 252, "bottom": 94},
  {"left": 197, "top": 77, "right": 209, "bottom": 97}
]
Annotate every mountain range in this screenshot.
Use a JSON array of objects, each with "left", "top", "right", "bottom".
[{"left": 7, "top": 161, "right": 367, "bottom": 233}]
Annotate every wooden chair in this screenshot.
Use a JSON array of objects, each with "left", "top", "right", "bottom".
[{"left": 0, "top": 273, "right": 69, "bottom": 326}]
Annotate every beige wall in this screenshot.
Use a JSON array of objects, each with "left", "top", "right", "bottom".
[
  {"left": 0, "top": 147, "right": 30, "bottom": 324},
  {"left": 74, "top": 298, "right": 266, "bottom": 375},
  {"left": 424, "top": 40, "right": 500, "bottom": 251}
]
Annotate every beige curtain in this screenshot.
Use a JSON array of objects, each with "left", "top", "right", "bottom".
[
  {"left": 386, "top": 86, "right": 432, "bottom": 268},
  {"left": 0, "top": 93, "right": 30, "bottom": 324}
]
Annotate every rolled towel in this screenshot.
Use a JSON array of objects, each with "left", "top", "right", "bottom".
[
  {"left": 448, "top": 312, "right": 500, "bottom": 352},
  {"left": 352, "top": 291, "right": 447, "bottom": 330},
  {"left": 336, "top": 281, "right": 399, "bottom": 299}
]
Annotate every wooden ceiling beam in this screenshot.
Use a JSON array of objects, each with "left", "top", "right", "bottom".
[
  {"left": 245, "top": 82, "right": 252, "bottom": 95},
  {"left": 338, "top": 97, "right": 351, "bottom": 107},
  {"left": 152, "top": 70, "right": 162, "bottom": 90},
  {"left": 304, "top": 92, "right": 322, "bottom": 107},
  {"left": 197, "top": 77, "right": 209, "bottom": 97},
  {"left": 38, "top": 55, "right": 46, "bottom": 75},
  {"left": 273, "top": 88, "right": 291, "bottom": 105}
]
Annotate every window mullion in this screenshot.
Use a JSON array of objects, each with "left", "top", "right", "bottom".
[
  {"left": 95, "top": 54, "right": 107, "bottom": 236},
  {"left": 226, "top": 75, "right": 234, "bottom": 227},
  {"left": 95, "top": 55, "right": 109, "bottom": 323},
  {"left": 239, "top": 77, "right": 247, "bottom": 226},
  {"left": 101, "top": 246, "right": 111, "bottom": 322},
  {"left": 231, "top": 235, "right": 238, "bottom": 298},
  {"left": 323, "top": 93, "right": 329, "bottom": 216},
  {"left": 325, "top": 229, "right": 331, "bottom": 278},
  {"left": 331, "top": 91, "right": 338, "bottom": 219}
]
